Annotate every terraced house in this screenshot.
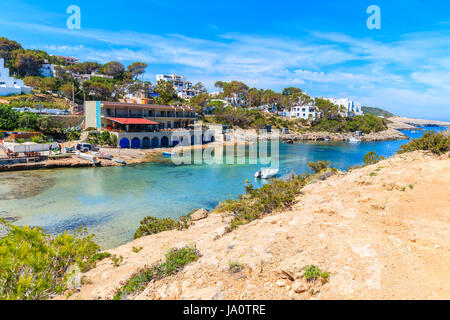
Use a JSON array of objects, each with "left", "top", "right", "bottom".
[{"left": 84, "top": 101, "right": 207, "bottom": 148}]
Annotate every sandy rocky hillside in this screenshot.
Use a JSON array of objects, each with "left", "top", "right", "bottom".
[{"left": 63, "top": 151, "right": 450, "bottom": 300}]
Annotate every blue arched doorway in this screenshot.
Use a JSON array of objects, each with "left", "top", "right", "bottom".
[
  {"left": 151, "top": 137, "right": 159, "bottom": 148},
  {"left": 131, "top": 137, "right": 141, "bottom": 149},
  {"left": 161, "top": 136, "right": 169, "bottom": 147},
  {"left": 142, "top": 137, "right": 150, "bottom": 149},
  {"left": 120, "top": 137, "right": 130, "bottom": 148}
]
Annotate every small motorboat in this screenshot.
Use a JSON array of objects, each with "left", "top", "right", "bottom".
[
  {"left": 255, "top": 168, "right": 279, "bottom": 179},
  {"left": 348, "top": 137, "right": 361, "bottom": 143},
  {"left": 162, "top": 151, "right": 175, "bottom": 156},
  {"left": 113, "top": 158, "right": 127, "bottom": 165},
  {"left": 76, "top": 151, "right": 100, "bottom": 165},
  {"left": 285, "top": 139, "right": 294, "bottom": 144},
  {"left": 90, "top": 151, "right": 113, "bottom": 160}
]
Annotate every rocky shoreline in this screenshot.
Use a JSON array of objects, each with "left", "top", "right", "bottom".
[
  {"left": 0, "top": 128, "right": 409, "bottom": 172},
  {"left": 280, "top": 128, "right": 408, "bottom": 142}
]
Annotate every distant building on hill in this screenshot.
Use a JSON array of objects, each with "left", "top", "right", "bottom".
[
  {"left": 39, "top": 60, "right": 57, "bottom": 77},
  {"left": 156, "top": 74, "right": 200, "bottom": 99},
  {"left": 324, "top": 97, "right": 364, "bottom": 117},
  {"left": 279, "top": 104, "right": 318, "bottom": 120},
  {"left": 0, "top": 58, "right": 31, "bottom": 96},
  {"left": 287, "top": 105, "right": 318, "bottom": 120},
  {"left": 53, "top": 55, "right": 79, "bottom": 65}
]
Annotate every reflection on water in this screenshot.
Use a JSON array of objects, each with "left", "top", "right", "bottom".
[{"left": 0, "top": 127, "right": 446, "bottom": 249}]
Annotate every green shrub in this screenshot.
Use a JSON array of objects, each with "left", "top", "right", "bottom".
[
  {"left": 134, "top": 213, "right": 192, "bottom": 239},
  {"left": 111, "top": 254, "right": 123, "bottom": 267},
  {"left": 363, "top": 151, "right": 385, "bottom": 166},
  {"left": 398, "top": 131, "right": 450, "bottom": 155},
  {"left": 228, "top": 261, "right": 244, "bottom": 273},
  {"left": 307, "top": 160, "right": 330, "bottom": 174},
  {"left": 132, "top": 246, "right": 143, "bottom": 253},
  {"left": 0, "top": 220, "right": 100, "bottom": 300},
  {"left": 89, "top": 252, "right": 111, "bottom": 262},
  {"left": 217, "top": 175, "right": 308, "bottom": 232},
  {"left": 113, "top": 246, "right": 199, "bottom": 300},
  {"left": 303, "top": 265, "right": 330, "bottom": 284},
  {"left": 67, "top": 130, "right": 81, "bottom": 141}
]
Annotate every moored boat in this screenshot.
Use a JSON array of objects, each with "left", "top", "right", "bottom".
[
  {"left": 255, "top": 168, "right": 279, "bottom": 179},
  {"left": 76, "top": 151, "right": 100, "bottom": 165},
  {"left": 113, "top": 158, "right": 127, "bottom": 165},
  {"left": 90, "top": 151, "right": 113, "bottom": 160},
  {"left": 348, "top": 137, "right": 361, "bottom": 143},
  {"left": 162, "top": 151, "right": 175, "bottom": 156}
]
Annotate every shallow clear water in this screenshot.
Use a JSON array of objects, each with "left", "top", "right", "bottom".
[{"left": 0, "top": 127, "right": 446, "bottom": 248}]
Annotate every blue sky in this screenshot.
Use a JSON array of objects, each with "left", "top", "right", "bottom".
[{"left": 1, "top": 0, "right": 450, "bottom": 120}]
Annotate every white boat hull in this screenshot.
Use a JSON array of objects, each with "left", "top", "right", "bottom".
[
  {"left": 76, "top": 151, "right": 100, "bottom": 165},
  {"left": 255, "top": 168, "right": 279, "bottom": 179}
]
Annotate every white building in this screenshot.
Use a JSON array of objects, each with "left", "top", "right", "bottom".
[
  {"left": 156, "top": 74, "right": 199, "bottom": 99},
  {"left": 0, "top": 58, "right": 31, "bottom": 96},
  {"left": 324, "top": 97, "right": 363, "bottom": 117},
  {"left": 284, "top": 105, "right": 318, "bottom": 120},
  {"left": 39, "top": 61, "right": 56, "bottom": 77}
]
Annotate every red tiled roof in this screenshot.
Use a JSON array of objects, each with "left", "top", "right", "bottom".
[
  {"left": 106, "top": 117, "right": 159, "bottom": 125},
  {"left": 100, "top": 101, "right": 197, "bottom": 112}
]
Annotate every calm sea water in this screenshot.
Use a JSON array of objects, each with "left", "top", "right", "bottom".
[{"left": 0, "top": 127, "right": 446, "bottom": 248}]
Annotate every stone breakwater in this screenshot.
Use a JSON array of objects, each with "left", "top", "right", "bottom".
[{"left": 59, "top": 151, "right": 450, "bottom": 300}]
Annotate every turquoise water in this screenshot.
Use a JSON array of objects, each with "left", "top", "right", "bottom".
[{"left": 0, "top": 127, "right": 446, "bottom": 248}]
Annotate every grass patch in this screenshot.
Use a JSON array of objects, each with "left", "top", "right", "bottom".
[
  {"left": 303, "top": 265, "right": 330, "bottom": 284},
  {"left": 370, "top": 172, "right": 377, "bottom": 176},
  {"left": 228, "top": 261, "right": 244, "bottom": 273},
  {"left": 132, "top": 246, "right": 143, "bottom": 253},
  {"left": 113, "top": 246, "right": 199, "bottom": 300},
  {"left": 111, "top": 254, "right": 123, "bottom": 267},
  {"left": 89, "top": 252, "right": 111, "bottom": 263}
]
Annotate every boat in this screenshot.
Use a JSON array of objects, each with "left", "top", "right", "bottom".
[
  {"left": 255, "top": 168, "right": 279, "bottom": 179},
  {"left": 113, "top": 158, "right": 127, "bottom": 165},
  {"left": 324, "top": 137, "right": 331, "bottom": 142},
  {"left": 348, "top": 137, "right": 361, "bottom": 143},
  {"left": 76, "top": 151, "right": 100, "bottom": 165},
  {"left": 285, "top": 139, "right": 294, "bottom": 144},
  {"left": 89, "top": 151, "right": 113, "bottom": 160},
  {"left": 162, "top": 151, "right": 175, "bottom": 156}
]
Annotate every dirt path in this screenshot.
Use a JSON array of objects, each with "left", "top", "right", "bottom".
[{"left": 60, "top": 151, "right": 449, "bottom": 300}]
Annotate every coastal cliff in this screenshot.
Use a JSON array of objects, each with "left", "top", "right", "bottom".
[{"left": 62, "top": 151, "right": 450, "bottom": 300}]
